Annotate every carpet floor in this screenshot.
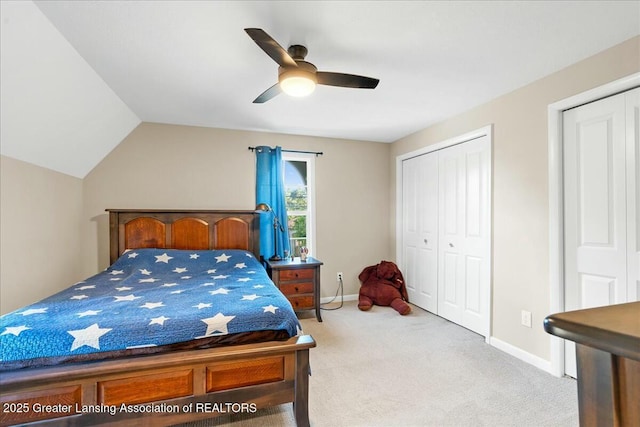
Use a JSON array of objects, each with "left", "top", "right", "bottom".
[{"left": 178, "top": 301, "right": 578, "bottom": 427}]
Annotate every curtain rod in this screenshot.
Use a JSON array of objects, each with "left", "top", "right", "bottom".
[{"left": 248, "top": 146, "right": 323, "bottom": 156}]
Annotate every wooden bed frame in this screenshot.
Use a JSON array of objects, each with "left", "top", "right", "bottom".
[{"left": 0, "top": 209, "right": 315, "bottom": 427}]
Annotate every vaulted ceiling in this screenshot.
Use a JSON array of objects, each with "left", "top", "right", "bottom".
[{"left": 1, "top": 1, "right": 638, "bottom": 178}]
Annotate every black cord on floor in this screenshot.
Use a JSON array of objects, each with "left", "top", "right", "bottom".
[{"left": 320, "top": 277, "right": 344, "bottom": 310}]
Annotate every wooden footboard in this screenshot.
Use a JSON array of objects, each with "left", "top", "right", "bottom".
[{"left": 0, "top": 335, "right": 315, "bottom": 427}]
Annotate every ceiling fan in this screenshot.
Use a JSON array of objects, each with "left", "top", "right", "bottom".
[{"left": 245, "top": 28, "right": 380, "bottom": 103}]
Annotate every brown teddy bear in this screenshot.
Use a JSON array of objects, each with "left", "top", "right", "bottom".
[{"left": 358, "top": 261, "right": 411, "bottom": 315}]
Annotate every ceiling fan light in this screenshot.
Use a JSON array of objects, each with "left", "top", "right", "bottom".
[
  {"left": 281, "top": 76, "right": 316, "bottom": 97},
  {"left": 278, "top": 67, "right": 317, "bottom": 97}
]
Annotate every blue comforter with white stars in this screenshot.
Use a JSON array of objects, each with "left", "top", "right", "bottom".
[{"left": 0, "top": 249, "right": 301, "bottom": 370}]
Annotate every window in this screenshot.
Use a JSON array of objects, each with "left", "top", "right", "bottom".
[{"left": 283, "top": 152, "right": 316, "bottom": 257}]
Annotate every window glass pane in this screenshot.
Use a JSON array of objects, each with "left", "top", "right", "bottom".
[
  {"left": 283, "top": 157, "right": 312, "bottom": 257},
  {"left": 285, "top": 187, "right": 307, "bottom": 211},
  {"left": 288, "top": 215, "right": 307, "bottom": 256},
  {"left": 285, "top": 161, "right": 307, "bottom": 186}
]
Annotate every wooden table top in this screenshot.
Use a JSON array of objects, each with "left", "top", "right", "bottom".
[
  {"left": 267, "top": 257, "right": 323, "bottom": 268},
  {"left": 544, "top": 301, "right": 640, "bottom": 361}
]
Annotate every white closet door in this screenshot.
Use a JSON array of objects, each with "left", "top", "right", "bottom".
[
  {"left": 563, "top": 89, "right": 633, "bottom": 377},
  {"left": 626, "top": 88, "right": 639, "bottom": 301},
  {"left": 437, "top": 136, "right": 490, "bottom": 336},
  {"left": 402, "top": 153, "right": 439, "bottom": 313}
]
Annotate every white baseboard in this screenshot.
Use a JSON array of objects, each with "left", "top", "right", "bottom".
[
  {"left": 320, "top": 293, "right": 358, "bottom": 304},
  {"left": 489, "top": 336, "right": 553, "bottom": 375}
]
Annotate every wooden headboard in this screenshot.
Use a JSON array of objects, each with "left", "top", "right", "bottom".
[{"left": 107, "top": 209, "right": 260, "bottom": 264}]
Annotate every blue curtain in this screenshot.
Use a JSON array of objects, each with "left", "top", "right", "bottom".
[{"left": 255, "top": 146, "right": 290, "bottom": 260}]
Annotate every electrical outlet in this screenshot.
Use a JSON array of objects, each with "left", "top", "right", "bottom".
[
  {"left": 337, "top": 272, "right": 343, "bottom": 282},
  {"left": 521, "top": 310, "right": 532, "bottom": 328}
]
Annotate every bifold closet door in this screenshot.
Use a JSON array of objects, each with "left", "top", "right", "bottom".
[
  {"left": 563, "top": 87, "right": 639, "bottom": 377},
  {"left": 401, "top": 134, "right": 490, "bottom": 337},
  {"left": 402, "top": 152, "right": 438, "bottom": 313},
  {"left": 437, "top": 136, "right": 491, "bottom": 336}
]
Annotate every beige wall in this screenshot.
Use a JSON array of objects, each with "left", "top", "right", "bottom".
[
  {"left": 0, "top": 155, "right": 83, "bottom": 314},
  {"left": 390, "top": 36, "right": 640, "bottom": 361},
  {"left": 82, "top": 123, "right": 391, "bottom": 299}
]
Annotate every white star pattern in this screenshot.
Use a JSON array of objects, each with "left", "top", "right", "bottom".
[
  {"left": 114, "top": 294, "right": 141, "bottom": 302},
  {"left": 173, "top": 267, "right": 187, "bottom": 273},
  {"left": 77, "top": 310, "right": 101, "bottom": 317},
  {"left": 75, "top": 285, "right": 95, "bottom": 290},
  {"left": 210, "top": 288, "right": 230, "bottom": 295},
  {"left": 139, "top": 269, "right": 152, "bottom": 275},
  {"left": 70, "top": 295, "right": 89, "bottom": 300},
  {"left": 20, "top": 308, "right": 47, "bottom": 316},
  {"left": 253, "top": 285, "right": 265, "bottom": 289},
  {"left": 194, "top": 303, "right": 212, "bottom": 309},
  {"left": 234, "top": 263, "right": 247, "bottom": 269},
  {"left": 215, "top": 253, "right": 231, "bottom": 263},
  {"left": 190, "top": 254, "right": 200, "bottom": 259},
  {"left": 201, "top": 282, "right": 215, "bottom": 287},
  {"left": 237, "top": 278, "right": 252, "bottom": 282},
  {"left": 140, "top": 302, "right": 165, "bottom": 309},
  {"left": 68, "top": 323, "right": 112, "bottom": 351},
  {"left": 201, "top": 313, "right": 235, "bottom": 336},
  {"left": 181, "top": 276, "right": 192, "bottom": 279},
  {"left": 110, "top": 270, "right": 124, "bottom": 275},
  {"left": 139, "top": 278, "right": 159, "bottom": 283},
  {"left": 149, "top": 316, "right": 170, "bottom": 326},
  {"left": 242, "top": 294, "right": 261, "bottom": 301},
  {"left": 128, "top": 252, "right": 139, "bottom": 258},
  {"left": 213, "top": 275, "right": 229, "bottom": 280},
  {"left": 207, "top": 269, "right": 217, "bottom": 274},
  {"left": 262, "top": 305, "right": 279, "bottom": 314},
  {"left": 155, "top": 253, "right": 174, "bottom": 263},
  {"left": 1, "top": 325, "right": 31, "bottom": 336},
  {"left": 170, "top": 290, "right": 184, "bottom": 294},
  {"left": 161, "top": 283, "right": 179, "bottom": 287},
  {"left": 109, "top": 278, "right": 122, "bottom": 281},
  {"left": 115, "top": 286, "right": 132, "bottom": 291}
]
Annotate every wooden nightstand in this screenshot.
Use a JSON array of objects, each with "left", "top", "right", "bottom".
[{"left": 267, "top": 257, "right": 323, "bottom": 322}]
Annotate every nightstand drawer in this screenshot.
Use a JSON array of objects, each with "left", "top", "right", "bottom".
[
  {"left": 279, "top": 268, "right": 315, "bottom": 281},
  {"left": 287, "top": 295, "right": 314, "bottom": 310},
  {"left": 279, "top": 282, "right": 314, "bottom": 295}
]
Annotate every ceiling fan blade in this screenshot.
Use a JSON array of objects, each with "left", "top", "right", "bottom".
[
  {"left": 245, "top": 28, "right": 298, "bottom": 68},
  {"left": 253, "top": 83, "right": 282, "bottom": 103},
  {"left": 316, "top": 72, "right": 379, "bottom": 89}
]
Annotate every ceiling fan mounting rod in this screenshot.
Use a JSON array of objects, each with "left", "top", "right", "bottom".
[{"left": 287, "top": 45, "right": 308, "bottom": 61}]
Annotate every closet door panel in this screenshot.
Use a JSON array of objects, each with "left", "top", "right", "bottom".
[
  {"left": 626, "top": 88, "right": 639, "bottom": 301},
  {"left": 460, "top": 138, "right": 491, "bottom": 333},
  {"left": 563, "top": 89, "right": 630, "bottom": 377},
  {"left": 564, "top": 92, "right": 627, "bottom": 313},
  {"left": 402, "top": 158, "right": 421, "bottom": 306},
  {"left": 438, "top": 146, "right": 464, "bottom": 323},
  {"left": 402, "top": 153, "right": 438, "bottom": 313}
]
